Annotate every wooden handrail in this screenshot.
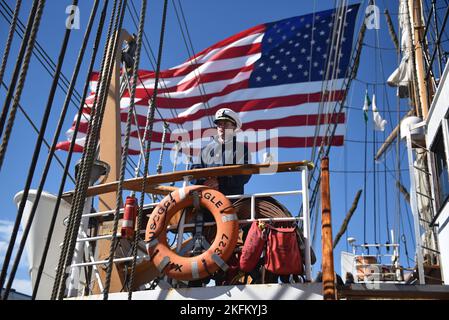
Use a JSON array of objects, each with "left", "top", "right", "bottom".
[{"left": 62, "top": 161, "right": 313, "bottom": 199}]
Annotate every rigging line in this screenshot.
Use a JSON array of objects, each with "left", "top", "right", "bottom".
[
  {"left": 83, "top": 0, "right": 129, "bottom": 302},
  {"left": 403, "top": 196, "right": 416, "bottom": 249},
  {"left": 309, "top": 0, "right": 346, "bottom": 171},
  {"left": 0, "top": 0, "right": 21, "bottom": 86},
  {"left": 136, "top": 74, "right": 175, "bottom": 133},
  {"left": 127, "top": 6, "right": 182, "bottom": 129},
  {"left": 1, "top": 0, "right": 81, "bottom": 301},
  {"left": 329, "top": 168, "right": 408, "bottom": 173},
  {"left": 134, "top": 73, "right": 176, "bottom": 175},
  {"left": 375, "top": 17, "right": 404, "bottom": 135},
  {"left": 343, "top": 104, "right": 412, "bottom": 113},
  {"left": 313, "top": 0, "right": 355, "bottom": 169},
  {"left": 395, "top": 8, "right": 403, "bottom": 252},
  {"left": 363, "top": 86, "right": 368, "bottom": 247},
  {"left": 373, "top": 26, "right": 378, "bottom": 245},
  {"left": 122, "top": 69, "right": 146, "bottom": 164},
  {"left": 125, "top": 1, "right": 151, "bottom": 295},
  {"left": 304, "top": 0, "right": 318, "bottom": 147},
  {"left": 423, "top": 0, "right": 443, "bottom": 77},
  {"left": 0, "top": 0, "right": 39, "bottom": 143},
  {"left": 384, "top": 130, "right": 391, "bottom": 244},
  {"left": 386, "top": 3, "right": 447, "bottom": 16},
  {"left": 44, "top": 0, "right": 108, "bottom": 297},
  {"left": 134, "top": 0, "right": 169, "bottom": 300},
  {"left": 0, "top": 3, "right": 92, "bottom": 124},
  {"left": 309, "top": 0, "right": 352, "bottom": 205},
  {"left": 125, "top": 2, "right": 181, "bottom": 126},
  {"left": 102, "top": 0, "right": 146, "bottom": 301},
  {"left": 0, "top": 0, "right": 45, "bottom": 298},
  {"left": 0, "top": 1, "right": 98, "bottom": 134},
  {"left": 172, "top": 0, "right": 214, "bottom": 128},
  {"left": 426, "top": 0, "right": 449, "bottom": 56},
  {"left": 22, "top": 0, "right": 101, "bottom": 300},
  {"left": 308, "top": 37, "right": 362, "bottom": 216},
  {"left": 0, "top": 0, "right": 83, "bottom": 103},
  {"left": 54, "top": 0, "right": 121, "bottom": 300},
  {"left": 311, "top": 1, "right": 343, "bottom": 162},
  {"left": 363, "top": 37, "right": 449, "bottom": 51},
  {"left": 0, "top": 81, "right": 75, "bottom": 183},
  {"left": 352, "top": 77, "right": 393, "bottom": 86},
  {"left": 322, "top": 5, "right": 352, "bottom": 146},
  {"left": 312, "top": 0, "right": 362, "bottom": 210}
]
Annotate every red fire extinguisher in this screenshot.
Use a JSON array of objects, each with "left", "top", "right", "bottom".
[{"left": 121, "top": 196, "right": 137, "bottom": 239}]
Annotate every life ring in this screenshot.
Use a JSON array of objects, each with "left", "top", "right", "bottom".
[{"left": 145, "top": 185, "right": 239, "bottom": 281}]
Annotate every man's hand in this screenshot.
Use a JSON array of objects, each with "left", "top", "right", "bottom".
[{"left": 203, "top": 177, "right": 219, "bottom": 190}]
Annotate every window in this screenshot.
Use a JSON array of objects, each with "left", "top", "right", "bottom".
[{"left": 431, "top": 127, "right": 449, "bottom": 210}]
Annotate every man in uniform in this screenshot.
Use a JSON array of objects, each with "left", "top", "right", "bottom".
[{"left": 190, "top": 108, "right": 251, "bottom": 195}]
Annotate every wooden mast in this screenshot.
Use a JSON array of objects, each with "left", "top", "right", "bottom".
[
  {"left": 92, "top": 29, "right": 134, "bottom": 294},
  {"left": 409, "top": 0, "right": 431, "bottom": 118},
  {"left": 407, "top": 0, "right": 440, "bottom": 277},
  {"left": 320, "top": 157, "right": 336, "bottom": 300}
]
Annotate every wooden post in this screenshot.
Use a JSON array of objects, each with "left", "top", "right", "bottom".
[{"left": 321, "top": 157, "right": 336, "bottom": 300}]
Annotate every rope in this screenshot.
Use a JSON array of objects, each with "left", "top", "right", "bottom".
[
  {"left": 130, "top": 0, "right": 169, "bottom": 300},
  {"left": 172, "top": 0, "right": 215, "bottom": 128},
  {"left": 0, "top": 0, "right": 97, "bottom": 118},
  {"left": 0, "top": 0, "right": 21, "bottom": 87},
  {"left": 156, "top": 122, "right": 169, "bottom": 175},
  {"left": 61, "top": 0, "right": 127, "bottom": 301},
  {"left": 384, "top": 144, "right": 391, "bottom": 246},
  {"left": 101, "top": 0, "right": 146, "bottom": 300},
  {"left": 126, "top": 1, "right": 183, "bottom": 131},
  {"left": 0, "top": 0, "right": 43, "bottom": 170},
  {"left": 363, "top": 88, "right": 368, "bottom": 248},
  {"left": 0, "top": 0, "right": 37, "bottom": 139},
  {"left": 1, "top": 0, "right": 79, "bottom": 300},
  {"left": 29, "top": 0, "right": 103, "bottom": 300},
  {"left": 308, "top": 0, "right": 368, "bottom": 220},
  {"left": 48, "top": 0, "right": 109, "bottom": 298},
  {"left": 0, "top": 81, "right": 75, "bottom": 182},
  {"left": 0, "top": 0, "right": 45, "bottom": 295},
  {"left": 122, "top": 70, "right": 146, "bottom": 161},
  {"left": 52, "top": 0, "right": 121, "bottom": 300}
]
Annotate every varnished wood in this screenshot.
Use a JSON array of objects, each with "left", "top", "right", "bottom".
[
  {"left": 320, "top": 157, "right": 336, "bottom": 300},
  {"left": 64, "top": 161, "right": 314, "bottom": 198},
  {"left": 93, "top": 29, "right": 134, "bottom": 295}
]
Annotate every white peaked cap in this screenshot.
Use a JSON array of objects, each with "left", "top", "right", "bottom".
[{"left": 214, "top": 108, "right": 242, "bottom": 130}]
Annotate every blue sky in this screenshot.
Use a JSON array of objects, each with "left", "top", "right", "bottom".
[{"left": 0, "top": 0, "right": 439, "bottom": 295}]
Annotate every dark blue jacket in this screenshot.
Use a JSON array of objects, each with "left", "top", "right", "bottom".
[{"left": 189, "top": 136, "right": 251, "bottom": 195}]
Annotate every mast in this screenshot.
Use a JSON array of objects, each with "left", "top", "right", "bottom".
[
  {"left": 321, "top": 157, "right": 336, "bottom": 300},
  {"left": 91, "top": 29, "right": 134, "bottom": 294},
  {"left": 405, "top": 0, "right": 440, "bottom": 283}
]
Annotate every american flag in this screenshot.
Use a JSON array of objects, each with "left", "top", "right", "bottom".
[{"left": 56, "top": 4, "right": 359, "bottom": 156}]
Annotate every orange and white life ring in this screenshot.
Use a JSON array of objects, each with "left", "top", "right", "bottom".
[{"left": 145, "top": 185, "right": 239, "bottom": 281}]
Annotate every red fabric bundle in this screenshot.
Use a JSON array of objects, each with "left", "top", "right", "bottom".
[
  {"left": 265, "top": 225, "right": 303, "bottom": 275},
  {"left": 239, "top": 221, "right": 266, "bottom": 272}
]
